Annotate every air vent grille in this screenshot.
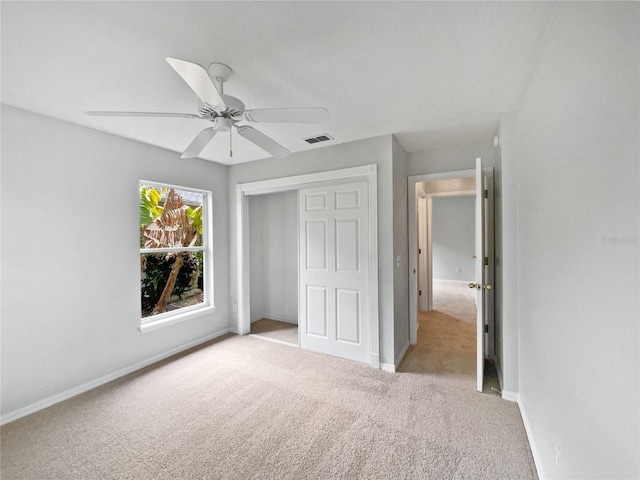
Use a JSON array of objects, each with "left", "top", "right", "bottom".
[{"left": 303, "top": 134, "right": 333, "bottom": 144}]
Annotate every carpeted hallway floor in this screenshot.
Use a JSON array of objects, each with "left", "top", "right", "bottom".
[
  {"left": 400, "top": 280, "right": 482, "bottom": 379},
  {"left": 1, "top": 283, "right": 536, "bottom": 479}
]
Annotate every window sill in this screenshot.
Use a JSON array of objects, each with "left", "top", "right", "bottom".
[{"left": 139, "top": 305, "right": 216, "bottom": 333}]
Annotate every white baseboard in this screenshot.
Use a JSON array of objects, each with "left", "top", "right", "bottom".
[
  {"left": 395, "top": 340, "right": 410, "bottom": 370},
  {"left": 264, "top": 313, "right": 298, "bottom": 324},
  {"left": 380, "top": 362, "right": 395, "bottom": 373},
  {"left": 253, "top": 313, "right": 297, "bottom": 325},
  {"left": 517, "top": 397, "right": 546, "bottom": 479},
  {"left": 501, "top": 390, "right": 519, "bottom": 402},
  {"left": 433, "top": 278, "right": 473, "bottom": 284},
  {"left": 0, "top": 327, "right": 230, "bottom": 426}
]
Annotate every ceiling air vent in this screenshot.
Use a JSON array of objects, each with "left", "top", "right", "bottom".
[{"left": 303, "top": 134, "right": 333, "bottom": 144}]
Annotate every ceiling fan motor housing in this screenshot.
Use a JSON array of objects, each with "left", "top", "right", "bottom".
[
  {"left": 199, "top": 94, "right": 245, "bottom": 119},
  {"left": 213, "top": 117, "right": 233, "bottom": 132}
]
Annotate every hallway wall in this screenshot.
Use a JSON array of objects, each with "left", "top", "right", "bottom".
[{"left": 432, "top": 196, "right": 475, "bottom": 282}]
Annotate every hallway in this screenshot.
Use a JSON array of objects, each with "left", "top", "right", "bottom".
[{"left": 399, "top": 281, "right": 499, "bottom": 393}]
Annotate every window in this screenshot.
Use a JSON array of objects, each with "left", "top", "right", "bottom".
[{"left": 139, "top": 181, "right": 213, "bottom": 330}]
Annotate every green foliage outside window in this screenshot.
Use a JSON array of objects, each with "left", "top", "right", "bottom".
[{"left": 139, "top": 184, "right": 205, "bottom": 317}]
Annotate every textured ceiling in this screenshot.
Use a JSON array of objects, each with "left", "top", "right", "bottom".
[{"left": 1, "top": 2, "right": 556, "bottom": 164}]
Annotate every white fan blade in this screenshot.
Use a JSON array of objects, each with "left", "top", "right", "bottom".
[
  {"left": 85, "top": 111, "right": 200, "bottom": 119},
  {"left": 166, "top": 57, "right": 225, "bottom": 107},
  {"left": 181, "top": 128, "right": 218, "bottom": 159},
  {"left": 243, "top": 107, "right": 329, "bottom": 124},
  {"left": 236, "top": 126, "right": 290, "bottom": 159}
]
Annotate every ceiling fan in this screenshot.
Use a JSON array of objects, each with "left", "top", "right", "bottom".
[{"left": 86, "top": 58, "right": 329, "bottom": 159}]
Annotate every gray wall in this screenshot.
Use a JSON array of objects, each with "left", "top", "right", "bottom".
[
  {"left": 249, "top": 191, "right": 298, "bottom": 324},
  {"left": 407, "top": 140, "right": 495, "bottom": 176},
  {"left": 496, "top": 112, "right": 519, "bottom": 397},
  {"left": 392, "top": 136, "right": 409, "bottom": 366},
  {"left": 432, "top": 196, "right": 475, "bottom": 281},
  {"left": 1, "top": 106, "right": 230, "bottom": 418},
  {"left": 512, "top": 3, "right": 639, "bottom": 478}
]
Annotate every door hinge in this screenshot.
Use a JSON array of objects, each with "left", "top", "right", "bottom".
[
  {"left": 419, "top": 290, "right": 422, "bottom": 296},
  {"left": 484, "top": 256, "right": 489, "bottom": 266},
  {"left": 418, "top": 248, "right": 422, "bottom": 254},
  {"left": 484, "top": 189, "right": 488, "bottom": 198},
  {"left": 484, "top": 324, "right": 489, "bottom": 333}
]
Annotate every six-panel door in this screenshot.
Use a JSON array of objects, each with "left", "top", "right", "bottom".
[{"left": 299, "top": 182, "right": 369, "bottom": 363}]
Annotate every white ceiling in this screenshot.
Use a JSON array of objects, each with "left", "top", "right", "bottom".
[{"left": 1, "top": 1, "right": 556, "bottom": 165}]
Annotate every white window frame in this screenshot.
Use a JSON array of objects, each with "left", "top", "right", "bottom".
[{"left": 139, "top": 180, "right": 215, "bottom": 333}]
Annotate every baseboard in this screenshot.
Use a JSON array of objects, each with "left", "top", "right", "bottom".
[
  {"left": 517, "top": 397, "right": 546, "bottom": 479},
  {"left": 252, "top": 313, "right": 297, "bottom": 325},
  {"left": 380, "top": 362, "right": 395, "bottom": 373},
  {"left": 0, "top": 327, "right": 230, "bottom": 426},
  {"left": 262, "top": 313, "right": 298, "bottom": 325},
  {"left": 501, "top": 390, "right": 519, "bottom": 402},
  {"left": 433, "top": 278, "right": 473, "bottom": 284},
  {"left": 395, "top": 340, "right": 410, "bottom": 370}
]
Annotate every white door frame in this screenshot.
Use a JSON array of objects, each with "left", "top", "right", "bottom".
[
  {"left": 417, "top": 194, "right": 429, "bottom": 312},
  {"left": 236, "top": 164, "right": 380, "bottom": 368},
  {"left": 407, "top": 168, "right": 494, "bottom": 354}
]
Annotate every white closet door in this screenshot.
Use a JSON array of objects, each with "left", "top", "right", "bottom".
[{"left": 299, "top": 182, "right": 369, "bottom": 363}]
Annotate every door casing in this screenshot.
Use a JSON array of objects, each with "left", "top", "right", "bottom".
[
  {"left": 407, "top": 168, "right": 495, "bottom": 359},
  {"left": 236, "top": 164, "right": 380, "bottom": 368}
]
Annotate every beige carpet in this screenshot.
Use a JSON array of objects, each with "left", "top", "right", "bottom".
[
  {"left": 251, "top": 318, "right": 299, "bottom": 345},
  {"left": 401, "top": 280, "right": 501, "bottom": 392},
  {"left": 1, "top": 289, "right": 536, "bottom": 479}
]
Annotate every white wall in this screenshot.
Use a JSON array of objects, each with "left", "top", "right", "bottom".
[
  {"left": 1, "top": 106, "right": 230, "bottom": 418},
  {"left": 249, "top": 191, "right": 298, "bottom": 324},
  {"left": 229, "top": 135, "right": 398, "bottom": 365},
  {"left": 407, "top": 140, "right": 495, "bottom": 176},
  {"left": 392, "top": 136, "right": 409, "bottom": 366},
  {"left": 432, "top": 196, "right": 475, "bottom": 281},
  {"left": 496, "top": 112, "right": 519, "bottom": 397},
  {"left": 423, "top": 177, "right": 475, "bottom": 194},
  {"left": 513, "top": 3, "right": 639, "bottom": 478}
]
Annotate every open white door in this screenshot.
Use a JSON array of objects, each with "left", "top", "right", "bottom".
[
  {"left": 299, "top": 182, "right": 370, "bottom": 364},
  {"left": 473, "top": 158, "right": 485, "bottom": 392}
]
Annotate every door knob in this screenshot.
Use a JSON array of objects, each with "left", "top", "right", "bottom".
[{"left": 469, "top": 283, "right": 492, "bottom": 290}]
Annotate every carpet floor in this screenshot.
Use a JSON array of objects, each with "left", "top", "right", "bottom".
[
  {"left": 1, "top": 283, "right": 536, "bottom": 479},
  {"left": 251, "top": 318, "right": 299, "bottom": 346}
]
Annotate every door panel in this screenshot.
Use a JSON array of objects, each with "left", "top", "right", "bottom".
[
  {"left": 306, "top": 285, "right": 328, "bottom": 337},
  {"left": 305, "top": 221, "right": 327, "bottom": 270},
  {"left": 336, "top": 220, "right": 359, "bottom": 272},
  {"left": 336, "top": 289, "right": 360, "bottom": 343},
  {"left": 299, "top": 182, "right": 369, "bottom": 363}
]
